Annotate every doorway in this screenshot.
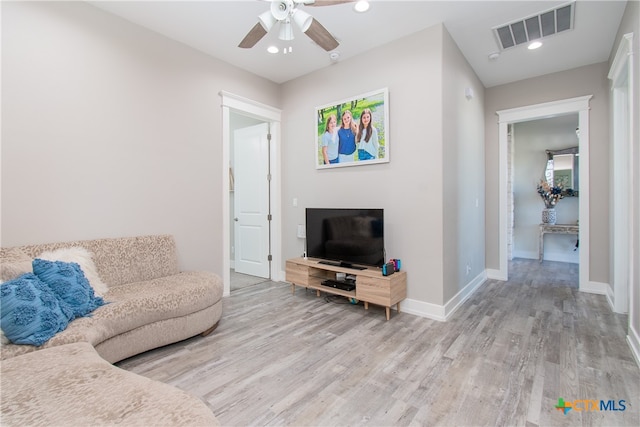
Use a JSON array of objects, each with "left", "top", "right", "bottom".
[
  {"left": 511, "top": 115, "right": 580, "bottom": 263},
  {"left": 496, "top": 95, "right": 592, "bottom": 291},
  {"left": 221, "top": 92, "right": 282, "bottom": 297},
  {"left": 232, "top": 121, "right": 270, "bottom": 279}
]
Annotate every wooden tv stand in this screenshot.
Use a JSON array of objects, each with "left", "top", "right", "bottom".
[{"left": 285, "top": 257, "right": 407, "bottom": 320}]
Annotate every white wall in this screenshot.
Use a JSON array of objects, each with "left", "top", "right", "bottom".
[
  {"left": 1, "top": 1, "right": 280, "bottom": 275},
  {"left": 513, "top": 116, "right": 580, "bottom": 262}
]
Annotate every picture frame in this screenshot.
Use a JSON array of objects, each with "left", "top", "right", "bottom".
[{"left": 315, "top": 88, "right": 389, "bottom": 169}]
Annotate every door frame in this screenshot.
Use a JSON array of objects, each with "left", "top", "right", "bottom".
[
  {"left": 220, "top": 91, "right": 282, "bottom": 297},
  {"left": 608, "top": 33, "right": 634, "bottom": 314},
  {"left": 495, "top": 95, "right": 592, "bottom": 292}
]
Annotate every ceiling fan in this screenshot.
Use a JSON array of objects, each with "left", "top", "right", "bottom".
[{"left": 238, "top": 0, "right": 354, "bottom": 52}]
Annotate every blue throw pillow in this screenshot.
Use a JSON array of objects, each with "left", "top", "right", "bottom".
[
  {"left": 32, "top": 258, "right": 105, "bottom": 320},
  {"left": 0, "top": 273, "right": 71, "bottom": 346}
]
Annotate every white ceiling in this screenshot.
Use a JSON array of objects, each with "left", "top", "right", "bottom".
[{"left": 89, "top": 0, "right": 628, "bottom": 87}]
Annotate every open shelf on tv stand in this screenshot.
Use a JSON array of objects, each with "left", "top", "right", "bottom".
[
  {"left": 317, "top": 260, "right": 367, "bottom": 270},
  {"left": 285, "top": 257, "right": 407, "bottom": 320}
]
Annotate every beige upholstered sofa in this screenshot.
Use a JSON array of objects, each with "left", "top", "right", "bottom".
[
  {"left": 1, "top": 342, "right": 219, "bottom": 426},
  {"left": 0, "top": 235, "right": 222, "bottom": 425}
]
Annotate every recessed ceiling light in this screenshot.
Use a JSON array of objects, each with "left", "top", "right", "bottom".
[
  {"left": 267, "top": 46, "right": 279, "bottom": 54},
  {"left": 354, "top": 1, "right": 370, "bottom": 13},
  {"left": 528, "top": 41, "right": 543, "bottom": 50}
]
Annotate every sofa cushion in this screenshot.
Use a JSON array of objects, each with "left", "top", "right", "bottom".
[
  {"left": 0, "top": 342, "right": 219, "bottom": 426},
  {"left": 0, "top": 273, "right": 70, "bottom": 346},
  {"left": 16, "top": 235, "right": 181, "bottom": 287},
  {"left": 0, "top": 248, "right": 32, "bottom": 282},
  {"left": 95, "top": 271, "right": 222, "bottom": 337},
  {"left": 37, "top": 247, "right": 109, "bottom": 297},
  {"left": 0, "top": 271, "right": 222, "bottom": 360},
  {"left": 32, "top": 259, "right": 106, "bottom": 320}
]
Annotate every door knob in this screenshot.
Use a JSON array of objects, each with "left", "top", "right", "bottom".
[{"left": 234, "top": 217, "right": 239, "bottom": 222}]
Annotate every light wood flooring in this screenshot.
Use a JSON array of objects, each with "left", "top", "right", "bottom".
[
  {"left": 230, "top": 270, "right": 269, "bottom": 291},
  {"left": 117, "top": 259, "right": 639, "bottom": 426}
]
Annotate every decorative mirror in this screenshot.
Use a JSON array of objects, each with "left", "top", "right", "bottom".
[{"left": 545, "top": 146, "right": 579, "bottom": 196}]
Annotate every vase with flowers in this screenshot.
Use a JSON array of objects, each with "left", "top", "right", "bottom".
[{"left": 537, "top": 180, "right": 563, "bottom": 224}]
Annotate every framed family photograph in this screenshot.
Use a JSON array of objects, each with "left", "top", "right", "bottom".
[{"left": 315, "top": 88, "right": 389, "bottom": 169}]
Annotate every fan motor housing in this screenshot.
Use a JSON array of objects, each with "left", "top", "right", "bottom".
[{"left": 272, "top": 1, "right": 293, "bottom": 20}]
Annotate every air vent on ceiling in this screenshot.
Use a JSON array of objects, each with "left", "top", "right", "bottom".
[{"left": 493, "top": 1, "right": 575, "bottom": 51}]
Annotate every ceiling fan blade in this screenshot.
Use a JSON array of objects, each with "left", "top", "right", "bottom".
[
  {"left": 238, "top": 23, "right": 268, "bottom": 49},
  {"left": 305, "top": 0, "right": 354, "bottom": 6},
  {"left": 305, "top": 18, "right": 339, "bottom": 51}
]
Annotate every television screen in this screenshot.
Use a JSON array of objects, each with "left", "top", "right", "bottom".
[{"left": 306, "top": 208, "right": 384, "bottom": 268}]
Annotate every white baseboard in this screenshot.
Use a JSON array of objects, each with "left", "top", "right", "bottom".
[
  {"left": 512, "top": 250, "right": 579, "bottom": 264},
  {"left": 401, "top": 299, "right": 447, "bottom": 321},
  {"left": 580, "top": 280, "right": 609, "bottom": 295},
  {"left": 512, "top": 250, "right": 538, "bottom": 260},
  {"left": 401, "top": 271, "right": 487, "bottom": 322},
  {"left": 486, "top": 268, "right": 507, "bottom": 281},
  {"left": 627, "top": 324, "right": 640, "bottom": 368},
  {"left": 443, "top": 271, "right": 487, "bottom": 320},
  {"left": 541, "top": 251, "right": 579, "bottom": 264},
  {"left": 605, "top": 283, "right": 615, "bottom": 311}
]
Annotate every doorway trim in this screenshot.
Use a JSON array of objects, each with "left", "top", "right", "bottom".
[
  {"left": 496, "top": 95, "right": 592, "bottom": 291},
  {"left": 220, "top": 91, "right": 282, "bottom": 297},
  {"left": 608, "top": 32, "right": 634, "bottom": 314}
]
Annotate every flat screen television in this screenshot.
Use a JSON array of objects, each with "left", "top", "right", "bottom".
[{"left": 305, "top": 208, "right": 385, "bottom": 268}]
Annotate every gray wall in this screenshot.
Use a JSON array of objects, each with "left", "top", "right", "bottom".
[
  {"left": 2, "top": 3, "right": 486, "bottom": 310},
  {"left": 280, "top": 23, "right": 485, "bottom": 306},
  {"left": 3, "top": 0, "right": 636, "bottom": 332},
  {"left": 485, "top": 62, "right": 611, "bottom": 283},
  {"left": 1, "top": 1, "right": 280, "bottom": 275},
  {"left": 441, "top": 29, "right": 485, "bottom": 303},
  {"left": 280, "top": 25, "right": 445, "bottom": 305}
]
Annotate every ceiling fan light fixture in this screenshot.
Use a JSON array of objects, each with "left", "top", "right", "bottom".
[
  {"left": 258, "top": 10, "right": 276, "bottom": 32},
  {"left": 279, "top": 21, "right": 294, "bottom": 41},
  {"left": 293, "top": 9, "right": 313, "bottom": 32},
  {"left": 271, "top": 0, "right": 292, "bottom": 21}
]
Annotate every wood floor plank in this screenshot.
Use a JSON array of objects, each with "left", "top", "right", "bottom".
[{"left": 117, "top": 259, "right": 639, "bottom": 426}]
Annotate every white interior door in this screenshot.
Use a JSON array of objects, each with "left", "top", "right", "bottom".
[{"left": 233, "top": 123, "right": 270, "bottom": 278}]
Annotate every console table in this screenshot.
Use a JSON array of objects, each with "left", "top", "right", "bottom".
[
  {"left": 539, "top": 223, "right": 579, "bottom": 262},
  {"left": 285, "top": 257, "right": 407, "bottom": 320}
]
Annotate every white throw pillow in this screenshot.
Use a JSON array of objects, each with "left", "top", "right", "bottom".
[
  {"left": 37, "top": 247, "right": 109, "bottom": 297},
  {"left": 0, "top": 247, "right": 32, "bottom": 282}
]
